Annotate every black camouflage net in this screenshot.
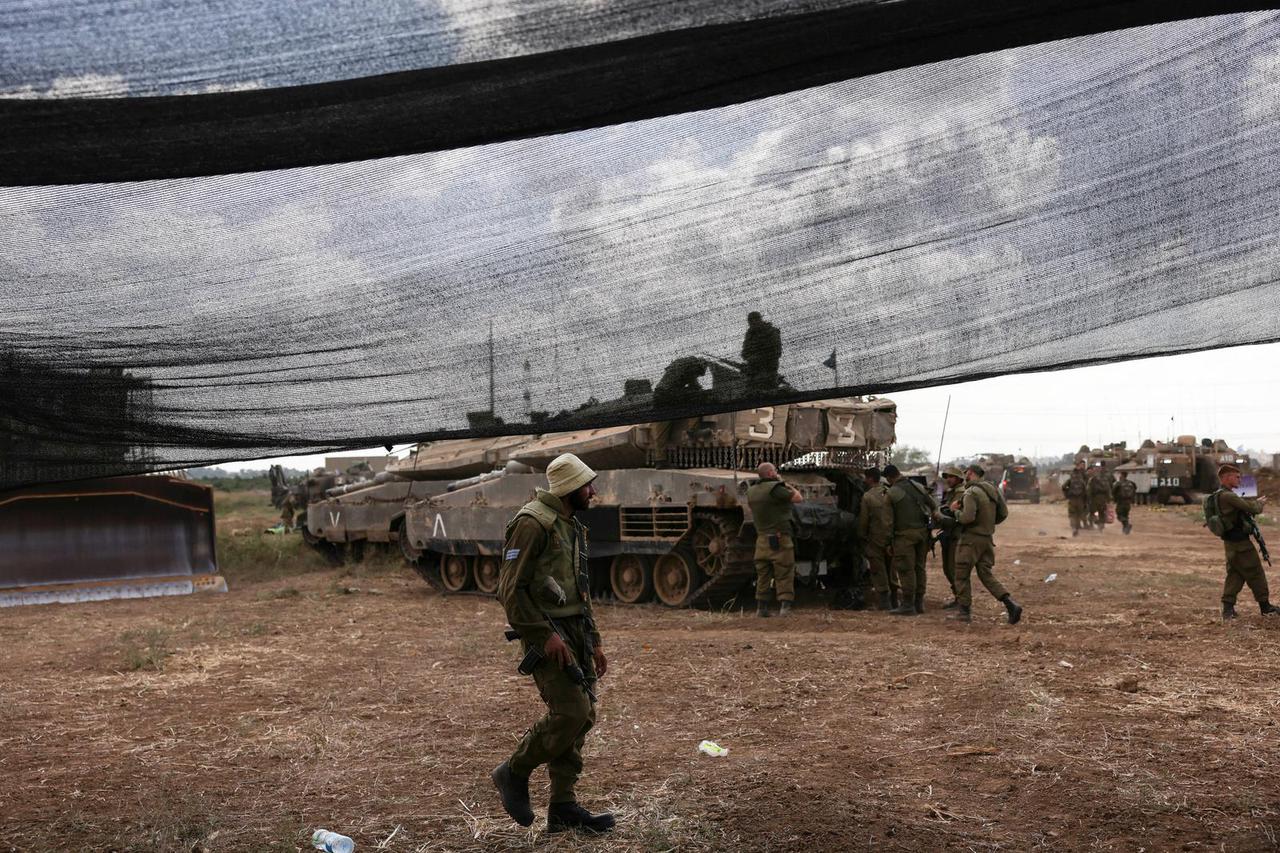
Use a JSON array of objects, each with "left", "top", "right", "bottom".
[{"left": 3, "top": 3, "right": 1280, "bottom": 488}]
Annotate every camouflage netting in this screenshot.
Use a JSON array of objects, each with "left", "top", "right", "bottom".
[{"left": 3, "top": 3, "right": 1280, "bottom": 487}]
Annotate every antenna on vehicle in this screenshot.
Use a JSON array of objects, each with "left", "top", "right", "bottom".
[{"left": 935, "top": 394, "right": 951, "bottom": 476}]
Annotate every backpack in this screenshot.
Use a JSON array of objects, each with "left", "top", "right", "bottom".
[
  {"left": 976, "top": 480, "right": 1009, "bottom": 525},
  {"left": 1203, "top": 490, "right": 1227, "bottom": 539}
]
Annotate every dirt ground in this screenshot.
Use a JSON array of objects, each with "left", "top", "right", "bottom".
[{"left": 4, "top": 500, "right": 1280, "bottom": 852}]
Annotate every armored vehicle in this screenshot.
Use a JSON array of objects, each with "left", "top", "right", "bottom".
[
  {"left": 998, "top": 458, "right": 1040, "bottom": 503},
  {"left": 399, "top": 396, "right": 896, "bottom": 607}
]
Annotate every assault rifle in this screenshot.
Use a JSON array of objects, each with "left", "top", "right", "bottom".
[
  {"left": 504, "top": 614, "right": 597, "bottom": 703},
  {"left": 1246, "top": 514, "right": 1272, "bottom": 567}
]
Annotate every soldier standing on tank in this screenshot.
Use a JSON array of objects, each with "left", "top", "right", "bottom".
[
  {"left": 747, "top": 462, "right": 803, "bottom": 617},
  {"left": 934, "top": 467, "right": 965, "bottom": 609},
  {"left": 1064, "top": 462, "right": 1088, "bottom": 537},
  {"left": 1087, "top": 466, "right": 1110, "bottom": 531},
  {"left": 947, "top": 465, "right": 1023, "bottom": 624},
  {"left": 491, "top": 453, "right": 614, "bottom": 834},
  {"left": 885, "top": 464, "right": 937, "bottom": 616},
  {"left": 741, "top": 311, "right": 782, "bottom": 390},
  {"left": 857, "top": 467, "right": 898, "bottom": 610},
  {"left": 1112, "top": 470, "right": 1138, "bottom": 534},
  {"left": 1212, "top": 464, "right": 1279, "bottom": 620}
]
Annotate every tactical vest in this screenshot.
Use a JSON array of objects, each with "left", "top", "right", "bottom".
[
  {"left": 960, "top": 480, "right": 999, "bottom": 536},
  {"left": 747, "top": 480, "right": 793, "bottom": 535},
  {"left": 1114, "top": 480, "right": 1137, "bottom": 503},
  {"left": 889, "top": 479, "right": 931, "bottom": 530},
  {"left": 1065, "top": 474, "right": 1087, "bottom": 498},
  {"left": 508, "top": 492, "right": 588, "bottom": 618}
]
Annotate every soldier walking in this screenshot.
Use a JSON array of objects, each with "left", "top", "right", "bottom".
[
  {"left": 1112, "top": 470, "right": 1138, "bottom": 534},
  {"left": 934, "top": 467, "right": 965, "bottom": 609},
  {"left": 1210, "top": 464, "right": 1279, "bottom": 620},
  {"left": 947, "top": 465, "right": 1023, "bottom": 624},
  {"left": 492, "top": 453, "right": 615, "bottom": 834},
  {"left": 885, "top": 465, "right": 936, "bottom": 615},
  {"left": 1087, "top": 467, "right": 1110, "bottom": 531},
  {"left": 747, "top": 462, "right": 803, "bottom": 617},
  {"left": 279, "top": 491, "right": 296, "bottom": 532},
  {"left": 740, "top": 311, "right": 782, "bottom": 390},
  {"left": 1064, "top": 462, "right": 1088, "bottom": 537},
  {"left": 857, "top": 467, "right": 898, "bottom": 610}
]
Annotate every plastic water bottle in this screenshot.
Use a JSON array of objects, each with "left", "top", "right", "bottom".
[{"left": 312, "top": 829, "right": 354, "bottom": 853}]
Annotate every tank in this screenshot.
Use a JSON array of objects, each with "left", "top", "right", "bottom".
[{"left": 398, "top": 395, "right": 896, "bottom": 607}]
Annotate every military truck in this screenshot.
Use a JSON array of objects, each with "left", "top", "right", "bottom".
[
  {"left": 399, "top": 396, "right": 896, "bottom": 607},
  {"left": 998, "top": 458, "right": 1040, "bottom": 503}
]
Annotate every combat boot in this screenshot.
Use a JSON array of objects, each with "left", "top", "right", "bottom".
[
  {"left": 1223, "top": 602, "right": 1238, "bottom": 620},
  {"left": 889, "top": 589, "right": 900, "bottom": 610},
  {"left": 1260, "top": 600, "right": 1280, "bottom": 616},
  {"left": 889, "top": 599, "right": 917, "bottom": 616},
  {"left": 1001, "top": 594, "right": 1023, "bottom": 625},
  {"left": 1072, "top": 528, "right": 1079, "bottom": 538},
  {"left": 491, "top": 761, "right": 534, "bottom": 827},
  {"left": 913, "top": 593, "right": 924, "bottom": 614},
  {"left": 877, "top": 591, "right": 892, "bottom": 611},
  {"left": 547, "top": 801, "right": 616, "bottom": 834},
  {"left": 756, "top": 601, "right": 771, "bottom": 618},
  {"left": 779, "top": 601, "right": 793, "bottom": 617},
  {"left": 941, "top": 598, "right": 959, "bottom": 610},
  {"left": 946, "top": 605, "right": 971, "bottom": 622}
]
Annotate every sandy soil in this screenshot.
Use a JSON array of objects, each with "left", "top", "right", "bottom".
[{"left": 3, "top": 502, "right": 1280, "bottom": 852}]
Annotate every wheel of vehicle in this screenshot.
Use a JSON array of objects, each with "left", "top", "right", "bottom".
[
  {"left": 397, "top": 521, "right": 422, "bottom": 564},
  {"left": 609, "top": 553, "right": 653, "bottom": 604},
  {"left": 653, "top": 549, "right": 704, "bottom": 607},
  {"left": 691, "top": 519, "right": 733, "bottom": 578},
  {"left": 474, "top": 556, "right": 500, "bottom": 594},
  {"left": 1156, "top": 487, "right": 1171, "bottom": 505},
  {"left": 441, "top": 554, "right": 475, "bottom": 592}
]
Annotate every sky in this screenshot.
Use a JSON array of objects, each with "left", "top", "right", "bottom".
[{"left": 218, "top": 339, "right": 1280, "bottom": 472}]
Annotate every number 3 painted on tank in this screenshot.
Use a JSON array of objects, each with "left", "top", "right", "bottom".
[{"left": 747, "top": 407, "right": 775, "bottom": 439}]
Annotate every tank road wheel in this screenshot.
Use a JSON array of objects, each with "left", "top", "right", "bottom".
[
  {"left": 397, "top": 523, "right": 422, "bottom": 565},
  {"left": 691, "top": 519, "right": 734, "bottom": 578},
  {"left": 654, "top": 549, "right": 705, "bottom": 607},
  {"left": 441, "top": 554, "right": 475, "bottom": 592},
  {"left": 474, "top": 556, "right": 501, "bottom": 595},
  {"left": 610, "top": 554, "right": 654, "bottom": 604}
]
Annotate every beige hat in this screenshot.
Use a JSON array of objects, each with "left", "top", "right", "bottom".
[
  {"left": 941, "top": 467, "right": 964, "bottom": 479},
  {"left": 546, "top": 453, "right": 598, "bottom": 497}
]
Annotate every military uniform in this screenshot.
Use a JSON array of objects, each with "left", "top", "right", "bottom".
[
  {"left": 1064, "top": 471, "right": 1088, "bottom": 535},
  {"left": 497, "top": 490, "right": 600, "bottom": 806},
  {"left": 1112, "top": 477, "right": 1138, "bottom": 534},
  {"left": 280, "top": 493, "right": 296, "bottom": 530},
  {"left": 747, "top": 478, "right": 796, "bottom": 607},
  {"left": 1214, "top": 490, "right": 1270, "bottom": 611},
  {"left": 938, "top": 474, "right": 966, "bottom": 600},
  {"left": 1087, "top": 474, "right": 1110, "bottom": 530},
  {"left": 953, "top": 481, "right": 1009, "bottom": 604},
  {"left": 887, "top": 477, "right": 937, "bottom": 612},
  {"left": 857, "top": 481, "right": 896, "bottom": 606},
  {"left": 741, "top": 314, "right": 782, "bottom": 388}
]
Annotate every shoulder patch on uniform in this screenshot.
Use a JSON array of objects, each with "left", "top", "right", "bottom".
[{"left": 504, "top": 548, "right": 520, "bottom": 561}]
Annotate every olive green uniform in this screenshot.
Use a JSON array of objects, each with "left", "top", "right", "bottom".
[
  {"left": 887, "top": 478, "right": 937, "bottom": 601},
  {"left": 1087, "top": 475, "right": 1110, "bottom": 529},
  {"left": 747, "top": 479, "right": 796, "bottom": 602},
  {"left": 280, "top": 493, "right": 296, "bottom": 530},
  {"left": 498, "top": 491, "right": 601, "bottom": 804},
  {"left": 1064, "top": 472, "right": 1088, "bottom": 532},
  {"left": 939, "top": 480, "right": 965, "bottom": 596},
  {"left": 1214, "top": 490, "right": 1269, "bottom": 607},
  {"left": 857, "top": 482, "right": 895, "bottom": 596},
  {"left": 1112, "top": 478, "right": 1138, "bottom": 528},
  {"left": 954, "top": 480, "right": 1010, "bottom": 607}
]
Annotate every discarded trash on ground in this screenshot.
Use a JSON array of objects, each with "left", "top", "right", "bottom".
[
  {"left": 312, "top": 829, "right": 354, "bottom": 853},
  {"left": 1044, "top": 573, "right": 1058, "bottom": 583},
  {"left": 698, "top": 740, "right": 729, "bottom": 757}
]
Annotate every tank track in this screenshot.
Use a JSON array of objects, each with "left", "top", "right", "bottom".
[{"left": 685, "top": 511, "right": 756, "bottom": 606}]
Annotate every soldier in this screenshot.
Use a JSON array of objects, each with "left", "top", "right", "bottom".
[
  {"left": 279, "top": 491, "right": 296, "bottom": 532},
  {"left": 1064, "top": 462, "right": 1088, "bottom": 537},
  {"left": 740, "top": 311, "right": 782, "bottom": 389},
  {"left": 747, "top": 462, "right": 803, "bottom": 617},
  {"left": 1211, "top": 464, "right": 1279, "bottom": 620},
  {"left": 1112, "top": 470, "right": 1138, "bottom": 535},
  {"left": 885, "top": 464, "right": 937, "bottom": 615},
  {"left": 947, "top": 465, "right": 1023, "bottom": 624},
  {"left": 492, "top": 453, "right": 614, "bottom": 834},
  {"left": 1087, "top": 466, "right": 1110, "bottom": 531},
  {"left": 857, "top": 467, "right": 898, "bottom": 610},
  {"left": 934, "top": 467, "right": 966, "bottom": 609}
]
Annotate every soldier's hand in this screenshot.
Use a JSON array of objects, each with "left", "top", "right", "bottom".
[
  {"left": 544, "top": 633, "right": 573, "bottom": 669},
  {"left": 593, "top": 646, "right": 608, "bottom": 678}
]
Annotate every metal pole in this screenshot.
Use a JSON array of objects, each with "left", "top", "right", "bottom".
[{"left": 935, "top": 394, "right": 951, "bottom": 476}]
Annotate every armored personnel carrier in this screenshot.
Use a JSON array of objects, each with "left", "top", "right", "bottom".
[
  {"left": 399, "top": 396, "right": 896, "bottom": 607},
  {"left": 998, "top": 458, "right": 1040, "bottom": 503}
]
